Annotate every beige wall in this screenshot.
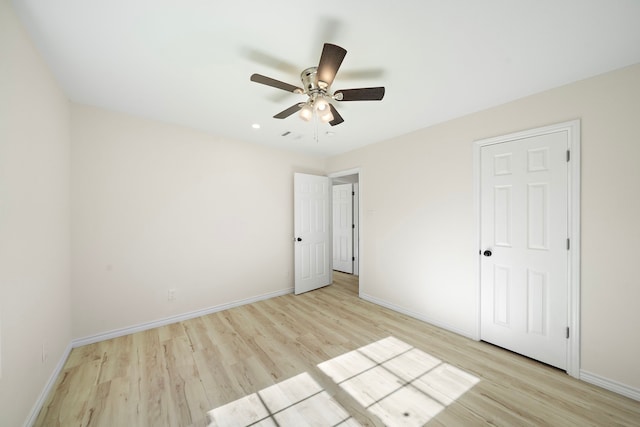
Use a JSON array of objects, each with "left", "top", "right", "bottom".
[
  {"left": 71, "top": 105, "right": 324, "bottom": 339},
  {"left": 0, "top": 2, "right": 72, "bottom": 426},
  {"left": 326, "top": 63, "right": 640, "bottom": 390}
]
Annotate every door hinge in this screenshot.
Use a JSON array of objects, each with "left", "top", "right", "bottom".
[
  {"left": 352, "top": 224, "right": 355, "bottom": 229},
  {"left": 566, "top": 238, "right": 570, "bottom": 250},
  {"left": 566, "top": 327, "right": 570, "bottom": 339},
  {"left": 352, "top": 191, "right": 355, "bottom": 196},
  {"left": 352, "top": 256, "right": 355, "bottom": 261},
  {"left": 566, "top": 150, "right": 570, "bottom": 162}
]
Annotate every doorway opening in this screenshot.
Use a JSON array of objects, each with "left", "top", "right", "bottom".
[
  {"left": 329, "top": 169, "right": 361, "bottom": 294},
  {"left": 331, "top": 174, "right": 359, "bottom": 276}
]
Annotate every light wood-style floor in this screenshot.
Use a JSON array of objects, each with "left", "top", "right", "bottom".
[{"left": 36, "top": 273, "right": 640, "bottom": 426}]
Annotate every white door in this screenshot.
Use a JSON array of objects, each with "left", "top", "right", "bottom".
[
  {"left": 333, "top": 184, "right": 353, "bottom": 273},
  {"left": 480, "top": 131, "right": 568, "bottom": 370},
  {"left": 353, "top": 183, "right": 360, "bottom": 276},
  {"left": 294, "top": 173, "right": 331, "bottom": 294}
]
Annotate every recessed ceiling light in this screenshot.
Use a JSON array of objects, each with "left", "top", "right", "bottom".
[
  {"left": 325, "top": 131, "right": 335, "bottom": 137},
  {"left": 251, "top": 123, "right": 260, "bottom": 129}
]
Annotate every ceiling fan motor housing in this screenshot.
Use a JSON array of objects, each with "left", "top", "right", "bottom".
[{"left": 301, "top": 67, "right": 327, "bottom": 95}]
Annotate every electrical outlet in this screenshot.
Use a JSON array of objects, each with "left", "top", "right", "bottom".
[{"left": 167, "top": 289, "right": 176, "bottom": 302}]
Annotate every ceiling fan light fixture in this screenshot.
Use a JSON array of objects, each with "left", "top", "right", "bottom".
[
  {"left": 314, "top": 96, "right": 330, "bottom": 112},
  {"left": 319, "top": 109, "right": 334, "bottom": 123},
  {"left": 299, "top": 104, "right": 313, "bottom": 121}
]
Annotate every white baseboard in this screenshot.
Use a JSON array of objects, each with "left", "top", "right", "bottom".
[
  {"left": 23, "top": 342, "right": 73, "bottom": 427},
  {"left": 24, "top": 287, "right": 293, "bottom": 426},
  {"left": 360, "top": 293, "right": 640, "bottom": 402},
  {"left": 359, "top": 292, "right": 476, "bottom": 340},
  {"left": 580, "top": 370, "right": 640, "bottom": 401},
  {"left": 72, "top": 288, "right": 293, "bottom": 348},
  {"left": 25, "top": 288, "right": 638, "bottom": 427}
]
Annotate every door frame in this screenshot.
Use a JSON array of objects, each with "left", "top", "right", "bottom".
[
  {"left": 328, "top": 168, "right": 362, "bottom": 295},
  {"left": 473, "top": 120, "right": 581, "bottom": 378},
  {"left": 332, "top": 183, "right": 354, "bottom": 274}
]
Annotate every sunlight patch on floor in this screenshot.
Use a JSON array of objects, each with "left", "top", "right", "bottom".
[
  {"left": 207, "top": 372, "right": 360, "bottom": 427},
  {"left": 207, "top": 336, "right": 479, "bottom": 426},
  {"left": 318, "top": 336, "right": 480, "bottom": 426}
]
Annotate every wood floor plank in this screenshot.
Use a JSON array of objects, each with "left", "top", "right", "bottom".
[
  {"left": 34, "top": 273, "right": 640, "bottom": 426},
  {"left": 34, "top": 361, "right": 97, "bottom": 426},
  {"left": 193, "top": 347, "right": 238, "bottom": 408}
]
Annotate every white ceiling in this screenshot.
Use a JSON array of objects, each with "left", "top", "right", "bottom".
[{"left": 12, "top": 0, "right": 640, "bottom": 157}]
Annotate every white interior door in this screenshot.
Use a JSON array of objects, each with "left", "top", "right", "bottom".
[
  {"left": 333, "top": 184, "right": 353, "bottom": 273},
  {"left": 294, "top": 173, "right": 331, "bottom": 294},
  {"left": 480, "top": 130, "right": 568, "bottom": 370},
  {"left": 353, "top": 182, "right": 359, "bottom": 276}
]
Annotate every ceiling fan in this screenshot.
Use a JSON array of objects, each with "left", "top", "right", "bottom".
[{"left": 250, "top": 43, "right": 385, "bottom": 126}]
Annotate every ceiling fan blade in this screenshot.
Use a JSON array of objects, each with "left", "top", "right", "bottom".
[
  {"left": 329, "top": 104, "right": 344, "bottom": 126},
  {"left": 334, "top": 87, "right": 385, "bottom": 101},
  {"left": 317, "top": 43, "right": 347, "bottom": 88},
  {"left": 251, "top": 74, "right": 303, "bottom": 93},
  {"left": 274, "top": 103, "right": 303, "bottom": 119},
  {"left": 242, "top": 48, "right": 300, "bottom": 75}
]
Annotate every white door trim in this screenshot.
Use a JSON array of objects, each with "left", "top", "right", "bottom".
[
  {"left": 473, "top": 120, "right": 581, "bottom": 378},
  {"left": 328, "top": 168, "right": 362, "bottom": 295},
  {"left": 353, "top": 183, "right": 360, "bottom": 276},
  {"left": 332, "top": 183, "right": 354, "bottom": 274}
]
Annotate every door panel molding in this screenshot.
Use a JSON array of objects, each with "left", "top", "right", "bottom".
[
  {"left": 473, "top": 120, "right": 581, "bottom": 377},
  {"left": 294, "top": 173, "right": 331, "bottom": 294}
]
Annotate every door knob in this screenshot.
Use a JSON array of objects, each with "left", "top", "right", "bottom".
[
  {"left": 296, "top": 237, "right": 302, "bottom": 242},
  {"left": 483, "top": 250, "right": 492, "bottom": 257}
]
